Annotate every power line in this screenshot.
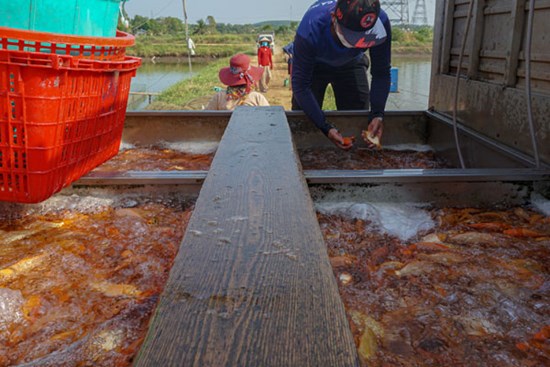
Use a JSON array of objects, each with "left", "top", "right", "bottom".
[
  {"left": 412, "top": 0, "right": 428, "bottom": 25},
  {"left": 384, "top": 1, "right": 430, "bottom": 26},
  {"left": 384, "top": 0, "right": 409, "bottom": 25},
  {"left": 130, "top": 0, "right": 179, "bottom": 31}
]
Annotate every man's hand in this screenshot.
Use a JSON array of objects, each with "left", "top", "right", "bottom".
[
  {"left": 362, "top": 117, "right": 383, "bottom": 149},
  {"left": 328, "top": 128, "right": 353, "bottom": 150}
]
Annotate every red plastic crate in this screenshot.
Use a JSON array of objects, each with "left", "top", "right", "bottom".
[
  {"left": 0, "top": 26, "right": 134, "bottom": 61},
  {"left": 0, "top": 49, "right": 141, "bottom": 203}
]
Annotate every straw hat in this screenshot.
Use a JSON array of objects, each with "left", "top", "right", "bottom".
[{"left": 218, "top": 54, "right": 263, "bottom": 87}]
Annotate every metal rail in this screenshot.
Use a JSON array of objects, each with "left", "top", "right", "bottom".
[{"left": 77, "top": 168, "right": 550, "bottom": 186}]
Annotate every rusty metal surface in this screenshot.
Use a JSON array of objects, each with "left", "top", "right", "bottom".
[
  {"left": 124, "top": 111, "right": 230, "bottom": 146},
  {"left": 287, "top": 111, "right": 428, "bottom": 149},
  {"left": 120, "top": 111, "right": 544, "bottom": 169}
]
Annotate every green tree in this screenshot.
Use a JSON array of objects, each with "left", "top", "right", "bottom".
[
  {"left": 261, "top": 24, "right": 273, "bottom": 32},
  {"left": 194, "top": 19, "right": 207, "bottom": 35},
  {"left": 160, "top": 16, "right": 184, "bottom": 34},
  {"left": 275, "top": 25, "right": 291, "bottom": 36},
  {"left": 131, "top": 15, "right": 151, "bottom": 33},
  {"left": 206, "top": 16, "right": 218, "bottom": 34}
]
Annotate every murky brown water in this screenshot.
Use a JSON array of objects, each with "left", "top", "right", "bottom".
[
  {"left": 95, "top": 146, "right": 450, "bottom": 172},
  {"left": 318, "top": 206, "right": 550, "bottom": 366},
  {"left": 96, "top": 147, "right": 214, "bottom": 172},
  {"left": 300, "top": 147, "right": 451, "bottom": 170},
  {"left": 0, "top": 195, "right": 193, "bottom": 366}
]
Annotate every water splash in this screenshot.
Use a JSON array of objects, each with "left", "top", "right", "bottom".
[
  {"left": 316, "top": 201, "right": 434, "bottom": 241},
  {"left": 159, "top": 141, "right": 219, "bottom": 155},
  {"left": 0, "top": 288, "right": 24, "bottom": 327},
  {"left": 531, "top": 192, "right": 550, "bottom": 215}
]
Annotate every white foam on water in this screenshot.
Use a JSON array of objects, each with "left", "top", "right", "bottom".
[
  {"left": 119, "top": 142, "right": 136, "bottom": 151},
  {"left": 531, "top": 192, "right": 550, "bottom": 216},
  {"left": 37, "top": 194, "right": 115, "bottom": 214},
  {"left": 383, "top": 144, "right": 434, "bottom": 152},
  {"left": 0, "top": 288, "right": 25, "bottom": 327},
  {"left": 158, "top": 141, "right": 219, "bottom": 155},
  {"left": 316, "top": 201, "right": 435, "bottom": 241}
]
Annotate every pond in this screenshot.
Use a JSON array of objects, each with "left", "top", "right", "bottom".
[
  {"left": 387, "top": 55, "right": 432, "bottom": 111},
  {"left": 128, "top": 60, "right": 207, "bottom": 110}
]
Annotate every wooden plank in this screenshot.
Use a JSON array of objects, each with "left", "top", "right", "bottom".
[
  {"left": 505, "top": 0, "right": 526, "bottom": 86},
  {"left": 467, "top": 0, "right": 486, "bottom": 78},
  {"left": 479, "top": 50, "right": 507, "bottom": 59},
  {"left": 484, "top": 3, "right": 513, "bottom": 15},
  {"left": 518, "top": 52, "right": 550, "bottom": 62},
  {"left": 134, "top": 106, "right": 359, "bottom": 367},
  {"left": 441, "top": 0, "right": 456, "bottom": 74},
  {"left": 431, "top": 0, "right": 446, "bottom": 78}
]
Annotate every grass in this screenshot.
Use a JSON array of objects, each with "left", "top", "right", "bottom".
[{"left": 148, "top": 58, "right": 229, "bottom": 110}]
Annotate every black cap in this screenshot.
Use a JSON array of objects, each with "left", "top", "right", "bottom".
[{"left": 335, "top": 0, "right": 380, "bottom": 31}]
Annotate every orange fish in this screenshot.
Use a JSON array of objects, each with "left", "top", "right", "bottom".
[
  {"left": 469, "top": 222, "right": 510, "bottom": 231},
  {"left": 342, "top": 136, "right": 355, "bottom": 146},
  {"left": 503, "top": 228, "right": 546, "bottom": 238}
]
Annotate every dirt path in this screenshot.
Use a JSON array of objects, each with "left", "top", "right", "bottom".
[
  {"left": 180, "top": 48, "right": 293, "bottom": 110},
  {"left": 252, "top": 46, "right": 293, "bottom": 110}
]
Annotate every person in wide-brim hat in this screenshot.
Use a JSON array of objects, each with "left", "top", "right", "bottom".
[
  {"left": 218, "top": 53, "right": 264, "bottom": 89},
  {"left": 205, "top": 54, "right": 269, "bottom": 110}
]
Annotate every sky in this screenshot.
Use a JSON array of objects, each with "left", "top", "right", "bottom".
[{"left": 125, "top": 0, "right": 436, "bottom": 25}]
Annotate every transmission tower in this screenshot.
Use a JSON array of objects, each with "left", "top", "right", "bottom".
[
  {"left": 384, "top": 0, "right": 410, "bottom": 25},
  {"left": 412, "top": 0, "right": 428, "bottom": 25}
]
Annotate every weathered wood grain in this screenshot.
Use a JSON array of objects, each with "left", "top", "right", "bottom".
[{"left": 134, "top": 106, "right": 359, "bottom": 367}]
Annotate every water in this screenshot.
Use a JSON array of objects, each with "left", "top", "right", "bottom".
[
  {"left": 128, "top": 61, "right": 206, "bottom": 110},
  {"left": 316, "top": 187, "right": 550, "bottom": 366},
  {"left": 0, "top": 191, "right": 194, "bottom": 366},
  {"left": 387, "top": 55, "right": 432, "bottom": 110},
  {"left": 128, "top": 56, "right": 432, "bottom": 111},
  {"left": 316, "top": 201, "right": 435, "bottom": 241}
]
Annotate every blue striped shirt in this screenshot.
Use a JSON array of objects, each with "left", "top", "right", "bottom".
[{"left": 293, "top": 0, "right": 392, "bottom": 134}]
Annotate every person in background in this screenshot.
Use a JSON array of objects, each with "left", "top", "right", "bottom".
[
  {"left": 257, "top": 37, "right": 273, "bottom": 92},
  {"left": 282, "top": 41, "right": 294, "bottom": 90},
  {"left": 205, "top": 53, "right": 269, "bottom": 110},
  {"left": 292, "top": 0, "right": 391, "bottom": 150}
]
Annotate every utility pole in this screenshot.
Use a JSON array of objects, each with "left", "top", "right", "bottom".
[
  {"left": 384, "top": 0, "right": 410, "bottom": 25},
  {"left": 182, "top": 0, "right": 192, "bottom": 71},
  {"left": 412, "top": 0, "right": 428, "bottom": 25}
]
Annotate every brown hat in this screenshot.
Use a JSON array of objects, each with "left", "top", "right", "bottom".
[{"left": 219, "top": 54, "right": 263, "bottom": 87}]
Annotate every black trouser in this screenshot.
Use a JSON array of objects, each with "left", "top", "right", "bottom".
[{"left": 292, "top": 54, "right": 370, "bottom": 110}]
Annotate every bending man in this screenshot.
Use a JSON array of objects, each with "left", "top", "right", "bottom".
[{"left": 292, "top": 0, "right": 391, "bottom": 149}]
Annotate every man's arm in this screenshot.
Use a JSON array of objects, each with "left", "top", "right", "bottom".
[
  {"left": 292, "top": 35, "right": 333, "bottom": 135},
  {"left": 368, "top": 14, "right": 392, "bottom": 122}
]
